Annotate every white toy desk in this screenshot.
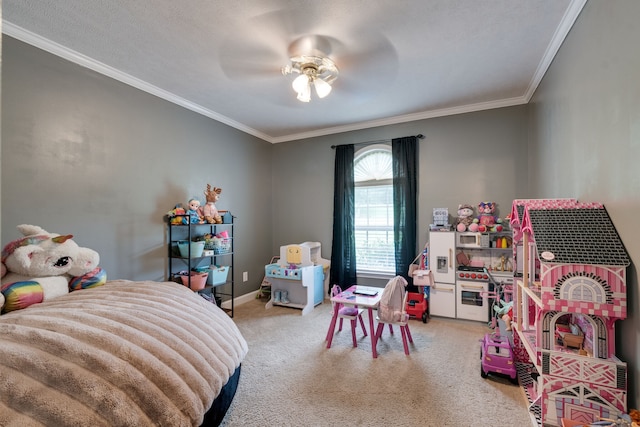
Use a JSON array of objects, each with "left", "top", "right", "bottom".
[{"left": 264, "top": 242, "right": 327, "bottom": 315}]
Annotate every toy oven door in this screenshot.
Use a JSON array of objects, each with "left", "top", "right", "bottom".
[{"left": 456, "top": 280, "right": 489, "bottom": 322}]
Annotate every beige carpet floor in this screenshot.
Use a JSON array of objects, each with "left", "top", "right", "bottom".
[{"left": 220, "top": 297, "right": 535, "bottom": 427}]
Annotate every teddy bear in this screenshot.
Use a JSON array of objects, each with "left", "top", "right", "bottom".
[
  {"left": 475, "top": 201, "right": 503, "bottom": 232},
  {"left": 200, "top": 184, "right": 223, "bottom": 224},
  {"left": 0, "top": 224, "right": 105, "bottom": 314},
  {"left": 455, "top": 204, "right": 475, "bottom": 232}
]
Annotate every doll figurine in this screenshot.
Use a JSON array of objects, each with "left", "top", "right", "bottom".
[{"left": 184, "top": 198, "right": 204, "bottom": 224}]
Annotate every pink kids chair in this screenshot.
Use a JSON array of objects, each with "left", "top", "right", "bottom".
[
  {"left": 326, "top": 284, "right": 368, "bottom": 348},
  {"left": 375, "top": 276, "right": 413, "bottom": 355}
]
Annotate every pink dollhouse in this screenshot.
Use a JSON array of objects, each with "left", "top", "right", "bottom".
[{"left": 509, "top": 199, "right": 629, "bottom": 427}]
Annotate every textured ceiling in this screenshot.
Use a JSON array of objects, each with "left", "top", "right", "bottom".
[{"left": 2, "top": 0, "right": 585, "bottom": 143}]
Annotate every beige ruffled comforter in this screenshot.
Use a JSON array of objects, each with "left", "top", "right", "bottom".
[{"left": 0, "top": 280, "right": 248, "bottom": 427}]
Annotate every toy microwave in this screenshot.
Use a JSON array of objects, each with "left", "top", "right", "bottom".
[{"left": 456, "top": 232, "right": 490, "bottom": 248}]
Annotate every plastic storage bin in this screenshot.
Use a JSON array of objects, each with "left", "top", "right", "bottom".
[
  {"left": 177, "top": 240, "right": 205, "bottom": 258},
  {"left": 207, "top": 265, "right": 230, "bottom": 285},
  {"left": 180, "top": 271, "right": 208, "bottom": 291}
]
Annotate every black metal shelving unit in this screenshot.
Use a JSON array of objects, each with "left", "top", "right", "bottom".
[{"left": 167, "top": 216, "right": 234, "bottom": 317}]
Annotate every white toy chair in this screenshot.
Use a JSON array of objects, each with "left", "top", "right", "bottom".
[{"left": 326, "top": 284, "right": 368, "bottom": 348}]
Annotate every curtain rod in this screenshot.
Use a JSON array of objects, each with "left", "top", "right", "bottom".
[{"left": 331, "top": 134, "right": 424, "bottom": 149}]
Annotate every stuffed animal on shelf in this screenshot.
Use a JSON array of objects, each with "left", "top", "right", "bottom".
[
  {"left": 184, "top": 198, "right": 204, "bottom": 224},
  {"left": 455, "top": 204, "right": 475, "bottom": 232},
  {"left": 476, "top": 201, "right": 503, "bottom": 232},
  {"left": 200, "top": 184, "right": 223, "bottom": 224},
  {"left": 0, "top": 224, "right": 105, "bottom": 314},
  {"left": 166, "top": 204, "right": 187, "bottom": 225}
]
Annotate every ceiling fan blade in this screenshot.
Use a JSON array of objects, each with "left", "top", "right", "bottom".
[
  {"left": 218, "top": 6, "right": 398, "bottom": 104},
  {"left": 219, "top": 47, "right": 283, "bottom": 80},
  {"left": 332, "top": 32, "right": 399, "bottom": 100},
  {"left": 218, "top": 7, "right": 324, "bottom": 81}
]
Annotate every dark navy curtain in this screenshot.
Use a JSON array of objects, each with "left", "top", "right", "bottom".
[
  {"left": 329, "top": 144, "right": 357, "bottom": 291},
  {"left": 392, "top": 136, "right": 418, "bottom": 287}
]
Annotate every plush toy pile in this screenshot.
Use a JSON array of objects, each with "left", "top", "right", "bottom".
[
  {"left": 456, "top": 201, "right": 505, "bottom": 232},
  {"left": 165, "top": 184, "right": 224, "bottom": 225},
  {"left": 0, "top": 224, "right": 106, "bottom": 314}
]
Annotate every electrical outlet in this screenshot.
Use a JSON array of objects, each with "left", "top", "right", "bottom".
[{"left": 243, "top": 272, "right": 248, "bottom": 282}]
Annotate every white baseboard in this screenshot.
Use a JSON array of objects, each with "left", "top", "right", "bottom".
[
  {"left": 220, "top": 290, "right": 260, "bottom": 310},
  {"left": 220, "top": 290, "right": 330, "bottom": 310}
]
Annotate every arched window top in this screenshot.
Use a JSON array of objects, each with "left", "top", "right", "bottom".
[
  {"left": 354, "top": 145, "right": 392, "bottom": 183},
  {"left": 353, "top": 144, "right": 394, "bottom": 274},
  {"left": 557, "top": 273, "right": 609, "bottom": 304}
]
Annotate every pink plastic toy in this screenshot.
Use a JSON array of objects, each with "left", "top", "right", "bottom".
[{"left": 480, "top": 333, "right": 518, "bottom": 384}]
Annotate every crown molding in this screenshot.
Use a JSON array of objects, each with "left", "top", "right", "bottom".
[
  {"left": 3, "top": 0, "right": 586, "bottom": 145},
  {"left": 270, "top": 96, "right": 528, "bottom": 143},
  {"left": 2, "top": 21, "right": 272, "bottom": 142},
  {"left": 523, "top": 0, "right": 587, "bottom": 101}
]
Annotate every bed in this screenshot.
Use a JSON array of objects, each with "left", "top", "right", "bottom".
[{"left": 0, "top": 280, "right": 248, "bottom": 426}]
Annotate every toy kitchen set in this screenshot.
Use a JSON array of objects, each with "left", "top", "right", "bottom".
[{"left": 428, "top": 227, "right": 513, "bottom": 322}]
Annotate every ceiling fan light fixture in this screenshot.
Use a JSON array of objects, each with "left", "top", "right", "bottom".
[
  {"left": 292, "top": 73, "right": 310, "bottom": 93},
  {"left": 296, "top": 81, "right": 311, "bottom": 102},
  {"left": 282, "top": 55, "right": 338, "bottom": 102},
  {"left": 313, "top": 77, "right": 332, "bottom": 98}
]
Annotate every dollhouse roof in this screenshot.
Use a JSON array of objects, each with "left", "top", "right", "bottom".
[
  {"left": 528, "top": 208, "right": 630, "bottom": 267},
  {"left": 516, "top": 204, "right": 525, "bottom": 224}
]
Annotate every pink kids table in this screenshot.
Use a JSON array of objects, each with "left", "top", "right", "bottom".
[{"left": 327, "top": 285, "right": 383, "bottom": 358}]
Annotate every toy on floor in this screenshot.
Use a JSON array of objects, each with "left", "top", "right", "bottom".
[
  {"left": 265, "top": 242, "right": 326, "bottom": 315},
  {"left": 479, "top": 267, "right": 517, "bottom": 384},
  {"left": 256, "top": 256, "right": 279, "bottom": 299},
  {"left": 480, "top": 332, "right": 518, "bottom": 384},
  {"left": 408, "top": 269, "right": 432, "bottom": 323}
]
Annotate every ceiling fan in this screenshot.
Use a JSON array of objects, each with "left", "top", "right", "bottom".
[
  {"left": 281, "top": 55, "right": 338, "bottom": 102},
  {"left": 218, "top": 9, "right": 398, "bottom": 104},
  {"left": 280, "top": 35, "right": 339, "bottom": 102}
]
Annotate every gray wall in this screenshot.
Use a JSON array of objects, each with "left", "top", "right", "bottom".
[
  {"left": 527, "top": 0, "right": 640, "bottom": 408},
  {"left": 271, "top": 106, "right": 528, "bottom": 286},
  {"left": 1, "top": 36, "right": 273, "bottom": 297}
]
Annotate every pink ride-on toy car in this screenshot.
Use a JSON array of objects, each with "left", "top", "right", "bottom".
[{"left": 480, "top": 333, "right": 518, "bottom": 384}]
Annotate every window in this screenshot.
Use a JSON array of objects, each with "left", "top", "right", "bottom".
[{"left": 354, "top": 145, "right": 394, "bottom": 275}]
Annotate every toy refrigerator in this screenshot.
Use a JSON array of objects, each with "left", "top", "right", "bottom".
[{"left": 428, "top": 231, "right": 456, "bottom": 318}]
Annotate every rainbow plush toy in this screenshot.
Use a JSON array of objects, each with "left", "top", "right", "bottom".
[
  {"left": 0, "top": 224, "right": 106, "bottom": 314},
  {"left": 166, "top": 203, "right": 187, "bottom": 225}
]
